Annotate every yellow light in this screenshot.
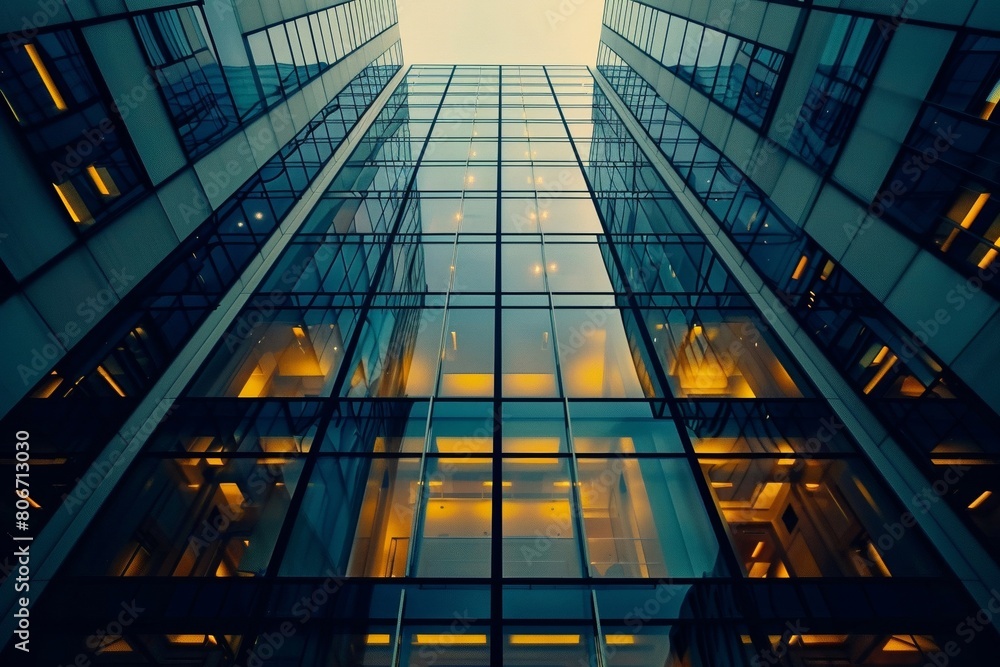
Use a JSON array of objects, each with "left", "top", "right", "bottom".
[
  {"left": 254, "top": 211, "right": 265, "bottom": 220},
  {"left": 413, "top": 634, "right": 487, "bottom": 645},
  {"left": 366, "top": 634, "right": 391, "bottom": 645},
  {"left": 427, "top": 480, "right": 444, "bottom": 487},
  {"left": 206, "top": 458, "right": 224, "bottom": 466},
  {"left": 97, "top": 365, "right": 127, "bottom": 397},
  {"left": 292, "top": 325, "right": 307, "bottom": 338},
  {"left": 218, "top": 482, "right": 245, "bottom": 507},
  {"left": 25, "top": 43, "right": 67, "bottom": 110},
  {"left": 777, "top": 458, "right": 795, "bottom": 466},
  {"left": 791, "top": 255, "right": 808, "bottom": 280},
  {"left": 820, "top": 259, "right": 835, "bottom": 281},
  {"left": 53, "top": 181, "right": 92, "bottom": 224},
  {"left": 604, "top": 634, "right": 635, "bottom": 645},
  {"left": 871, "top": 345, "right": 890, "bottom": 365},
  {"left": 982, "top": 79, "right": 1000, "bottom": 120},
  {"left": 2, "top": 89, "right": 21, "bottom": 122},
  {"left": 553, "top": 480, "right": 572, "bottom": 488},
  {"left": 804, "top": 483, "right": 821, "bottom": 491},
  {"left": 863, "top": 353, "right": 898, "bottom": 394},
  {"left": 86, "top": 165, "right": 120, "bottom": 196},
  {"left": 508, "top": 634, "right": 580, "bottom": 645},
  {"left": 941, "top": 192, "right": 991, "bottom": 253},
  {"left": 167, "top": 635, "right": 209, "bottom": 645},
  {"left": 711, "top": 481, "right": 733, "bottom": 489},
  {"left": 968, "top": 490, "right": 992, "bottom": 510},
  {"left": 750, "top": 541, "right": 765, "bottom": 559},
  {"left": 978, "top": 246, "right": 998, "bottom": 270},
  {"left": 483, "top": 480, "right": 512, "bottom": 487}
]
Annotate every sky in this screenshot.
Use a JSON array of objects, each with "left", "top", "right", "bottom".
[{"left": 396, "top": 0, "right": 606, "bottom": 65}]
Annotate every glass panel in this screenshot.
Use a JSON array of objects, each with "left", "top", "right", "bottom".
[
  {"left": 414, "top": 457, "right": 493, "bottom": 577},
  {"left": 188, "top": 307, "right": 352, "bottom": 397},
  {"left": 502, "top": 309, "right": 560, "bottom": 397},
  {"left": 70, "top": 458, "right": 302, "bottom": 577},
  {"left": 701, "top": 457, "right": 944, "bottom": 577},
  {"left": 553, "top": 309, "right": 647, "bottom": 398},
  {"left": 579, "top": 458, "right": 723, "bottom": 578},
  {"left": 502, "top": 457, "right": 582, "bottom": 577},
  {"left": 439, "top": 309, "right": 495, "bottom": 397}
]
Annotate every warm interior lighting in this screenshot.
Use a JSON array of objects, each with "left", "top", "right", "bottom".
[
  {"left": 804, "top": 483, "right": 821, "bottom": 491},
  {"left": 54, "top": 181, "right": 93, "bottom": 224},
  {"left": 871, "top": 345, "right": 890, "bottom": 365},
  {"left": 711, "top": 481, "right": 733, "bottom": 488},
  {"left": 508, "top": 635, "right": 580, "bottom": 645},
  {"left": 25, "top": 43, "right": 67, "bottom": 110},
  {"left": 218, "top": 482, "right": 245, "bottom": 508},
  {"left": 798, "top": 635, "right": 848, "bottom": 645},
  {"left": 86, "top": 164, "right": 120, "bottom": 196},
  {"left": 884, "top": 635, "right": 938, "bottom": 652},
  {"left": 483, "top": 480, "right": 512, "bottom": 487},
  {"left": 819, "top": 259, "right": 835, "bottom": 280},
  {"left": 413, "top": 634, "right": 487, "bottom": 645},
  {"left": 167, "top": 635, "right": 209, "bottom": 645},
  {"left": 978, "top": 245, "right": 998, "bottom": 269},
  {"left": 427, "top": 480, "right": 444, "bottom": 487},
  {"left": 941, "top": 191, "right": 990, "bottom": 252},
  {"left": 751, "top": 541, "right": 765, "bottom": 559},
  {"left": 291, "top": 325, "right": 307, "bottom": 339},
  {"left": 97, "top": 365, "right": 127, "bottom": 397},
  {"left": 791, "top": 255, "right": 808, "bottom": 280},
  {"left": 553, "top": 480, "right": 572, "bottom": 488},
  {"left": 366, "top": 634, "right": 391, "bottom": 645},
  {"left": 981, "top": 79, "right": 1000, "bottom": 120},
  {"left": 604, "top": 634, "right": 636, "bottom": 645},
  {"left": 865, "top": 541, "right": 892, "bottom": 577},
  {"left": 968, "top": 490, "right": 992, "bottom": 510},
  {"left": 863, "top": 353, "right": 898, "bottom": 394}
]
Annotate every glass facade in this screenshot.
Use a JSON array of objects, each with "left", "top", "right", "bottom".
[
  {"left": 598, "top": 43, "right": 1000, "bottom": 555},
  {"left": 880, "top": 32, "right": 1000, "bottom": 285},
  {"left": 247, "top": 0, "right": 398, "bottom": 106},
  {"left": 0, "top": 43, "right": 403, "bottom": 535},
  {"left": 0, "top": 28, "right": 147, "bottom": 227},
  {"left": 786, "top": 13, "right": 888, "bottom": 171},
  {"left": 12, "top": 64, "right": 1000, "bottom": 667},
  {"left": 603, "top": 0, "right": 786, "bottom": 129}
]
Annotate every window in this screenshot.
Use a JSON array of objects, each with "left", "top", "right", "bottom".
[
  {"left": 0, "top": 29, "right": 146, "bottom": 227},
  {"left": 134, "top": 6, "right": 243, "bottom": 157},
  {"left": 788, "top": 14, "right": 888, "bottom": 171}
]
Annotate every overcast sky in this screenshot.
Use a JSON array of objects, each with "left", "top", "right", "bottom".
[{"left": 396, "top": 0, "right": 606, "bottom": 65}]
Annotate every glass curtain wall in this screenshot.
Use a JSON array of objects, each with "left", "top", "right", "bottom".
[{"left": 16, "top": 65, "right": 1000, "bottom": 667}]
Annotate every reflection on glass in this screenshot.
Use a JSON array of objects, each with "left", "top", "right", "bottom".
[
  {"left": 578, "top": 458, "right": 722, "bottom": 578},
  {"left": 502, "top": 310, "right": 559, "bottom": 397},
  {"left": 70, "top": 458, "right": 302, "bottom": 577},
  {"left": 414, "top": 457, "right": 492, "bottom": 577},
  {"left": 347, "top": 458, "right": 421, "bottom": 577},
  {"left": 502, "top": 458, "right": 582, "bottom": 577},
  {"left": 439, "top": 309, "right": 495, "bottom": 397},
  {"left": 648, "top": 310, "right": 806, "bottom": 398},
  {"left": 701, "top": 457, "right": 943, "bottom": 578},
  {"left": 553, "top": 309, "right": 647, "bottom": 398},
  {"left": 569, "top": 403, "right": 684, "bottom": 454},
  {"left": 189, "top": 308, "right": 351, "bottom": 397},
  {"left": 345, "top": 309, "right": 445, "bottom": 397}
]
